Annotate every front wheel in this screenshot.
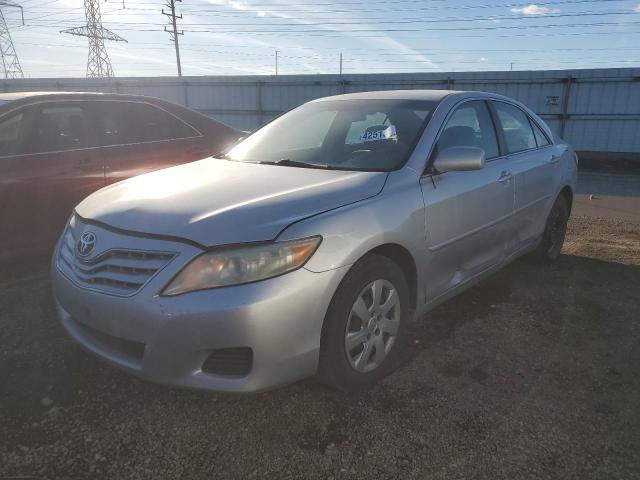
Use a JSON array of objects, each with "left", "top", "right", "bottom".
[
  {"left": 532, "top": 195, "right": 570, "bottom": 263},
  {"left": 318, "top": 254, "right": 410, "bottom": 391}
]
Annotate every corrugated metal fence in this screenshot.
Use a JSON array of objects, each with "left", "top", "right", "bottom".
[{"left": 2, "top": 68, "right": 639, "bottom": 155}]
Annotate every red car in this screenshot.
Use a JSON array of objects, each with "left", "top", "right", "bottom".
[{"left": 0, "top": 92, "right": 241, "bottom": 258}]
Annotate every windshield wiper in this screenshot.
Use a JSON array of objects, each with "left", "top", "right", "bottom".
[{"left": 258, "top": 158, "right": 335, "bottom": 170}]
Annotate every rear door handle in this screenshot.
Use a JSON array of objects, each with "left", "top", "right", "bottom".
[
  {"left": 550, "top": 154, "right": 560, "bottom": 164},
  {"left": 498, "top": 170, "right": 512, "bottom": 183}
]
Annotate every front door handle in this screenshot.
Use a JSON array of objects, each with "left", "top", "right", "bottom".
[
  {"left": 550, "top": 154, "right": 560, "bottom": 164},
  {"left": 498, "top": 170, "right": 512, "bottom": 183}
]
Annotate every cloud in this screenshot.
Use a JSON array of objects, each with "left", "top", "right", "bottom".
[
  {"left": 635, "top": 3, "right": 640, "bottom": 12},
  {"left": 228, "top": 0, "right": 247, "bottom": 11},
  {"left": 511, "top": 4, "right": 560, "bottom": 15},
  {"left": 206, "top": 0, "right": 438, "bottom": 71}
]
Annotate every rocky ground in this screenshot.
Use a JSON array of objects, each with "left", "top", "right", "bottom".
[{"left": 1, "top": 216, "right": 639, "bottom": 479}]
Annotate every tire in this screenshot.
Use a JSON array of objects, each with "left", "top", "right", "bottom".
[
  {"left": 318, "top": 254, "right": 411, "bottom": 391},
  {"left": 531, "top": 195, "right": 570, "bottom": 263}
]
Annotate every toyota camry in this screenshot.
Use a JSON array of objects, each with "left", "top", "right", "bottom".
[{"left": 51, "top": 90, "right": 578, "bottom": 392}]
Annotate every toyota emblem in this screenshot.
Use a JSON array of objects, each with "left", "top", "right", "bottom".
[{"left": 77, "top": 231, "right": 97, "bottom": 257}]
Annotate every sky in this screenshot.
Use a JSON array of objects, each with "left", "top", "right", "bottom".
[{"left": 3, "top": 0, "right": 640, "bottom": 77}]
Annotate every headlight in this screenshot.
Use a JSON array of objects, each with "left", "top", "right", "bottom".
[{"left": 161, "top": 236, "right": 322, "bottom": 295}]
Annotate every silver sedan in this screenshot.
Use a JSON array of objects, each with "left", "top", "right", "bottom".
[{"left": 51, "top": 90, "right": 578, "bottom": 392}]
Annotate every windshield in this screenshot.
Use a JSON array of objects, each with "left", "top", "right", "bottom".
[{"left": 225, "top": 99, "right": 437, "bottom": 171}]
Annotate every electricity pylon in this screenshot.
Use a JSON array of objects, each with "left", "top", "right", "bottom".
[
  {"left": 0, "top": 1, "right": 24, "bottom": 79},
  {"left": 61, "top": 0, "right": 126, "bottom": 78}
]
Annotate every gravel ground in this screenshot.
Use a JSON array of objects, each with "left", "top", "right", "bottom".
[{"left": 1, "top": 216, "right": 639, "bottom": 480}]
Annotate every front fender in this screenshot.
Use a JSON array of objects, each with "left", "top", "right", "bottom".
[{"left": 276, "top": 169, "right": 428, "bottom": 302}]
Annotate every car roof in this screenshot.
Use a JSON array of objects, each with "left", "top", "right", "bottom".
[
  {"left": 310, "top": 89, "right": 492, "bottom": 103},
  {"left": 1, "top": 89, "right": 504, "bottom": 105},
  {"left": 0, "top": 91, "right": 105, "bottom": 101},
  {"left": 0, "top": 91, "right": 166, "bottom": 104}
]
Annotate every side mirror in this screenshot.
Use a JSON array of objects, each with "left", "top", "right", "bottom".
[{"left": 432, "top": 146, "right": 485, "bottom": 173}]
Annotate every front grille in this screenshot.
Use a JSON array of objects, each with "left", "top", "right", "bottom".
[
  {"left": 73, "top": 318, "right": 146, "bottom": 363},
  {"left": 58, "top": 227, "right": 175, "bottom": 296},
  {"left": 202, "top": 348, "right": 253, "bottom": 377}
]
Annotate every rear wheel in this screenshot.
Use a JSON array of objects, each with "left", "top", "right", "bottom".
[
  {"left": 532, "top": 195, "right": 570, "bottom": 263},
  {"left": 318, "top": 254, "right": 410, "bottom": 391}
]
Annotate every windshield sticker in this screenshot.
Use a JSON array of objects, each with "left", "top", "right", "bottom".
[{"left": 357, "top": 125, "right": 398, "bottom": 143}]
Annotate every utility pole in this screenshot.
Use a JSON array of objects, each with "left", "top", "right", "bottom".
[
  {"left": 275, "top": 50, "right": 279, "bottom": 76},
  {"left": 339, "top": 52, "right": 342, "bottom": 76},
  {"left": 510, "top": 62, "right": 514, "bottom": 71},
  {"left": 0, "top": 0, "right": 24, "bottom": 79},
  {"left": 163, "top": 0, "right": 183, "bottom": 76},
  {"left": 61, "top": 0, "right": 127, "bottom": 78}
]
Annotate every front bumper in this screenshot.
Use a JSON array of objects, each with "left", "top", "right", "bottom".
[{"left": 51, "top": 222, "right": 349, "bottom": 393}]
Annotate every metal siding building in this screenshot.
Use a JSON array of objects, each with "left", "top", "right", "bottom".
[{"left": 2, "top": 67, "right": 639, "bottom": 156}]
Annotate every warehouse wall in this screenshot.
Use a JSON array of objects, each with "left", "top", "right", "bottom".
[{"left": 2, "top": 68, "right": 639, "bottom": 156}]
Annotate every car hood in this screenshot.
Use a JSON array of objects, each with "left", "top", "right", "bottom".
[{"left": 76, "top": 158, "right": 387, "bottom": 247}]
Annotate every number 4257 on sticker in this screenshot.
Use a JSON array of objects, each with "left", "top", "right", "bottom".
[{"left": 358, "top": 125, "right": 398, "bottom": 143}]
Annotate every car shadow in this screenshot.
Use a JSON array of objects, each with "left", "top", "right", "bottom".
[
  {"left": 2, "top": 251, "right": 640, "bottom": 478},
  {"left": 1, "top": 252, "right": 639, "bottom": 435}
]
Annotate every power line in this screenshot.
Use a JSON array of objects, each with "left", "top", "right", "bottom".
[
  {"left": 15, "top": 40, "right": 640, "bottom": 58},
  {"left": 17, "top": 35, "right": 637, "bottom": 53},
  {"left": 61, "top": 0, "right": 127, "bottom": 77},
  {"left": 9, "top": 0, "right": 640, "bottom": 77},
  {"left": 12, "top": 8, "right": 635, "bottom": 28},
  {"left": 89, "top": 10, "right": 639, "bottom": 27},
  {"left": 123, "top": 0, "right": 622, "bottom": 8},
  {"left": 19, "top": 0, "right": 625, "bottom": 16},
  {"left": 38, "top": 19, "right": 638, "bottom": 35},
  {"left": 14, "top": 23, "right": 640, "bottom": 41},
  {"left": 162, "top": 0, "right": 182, "bottom": 76},
  {"left": 13, "top": 21, "right": 640, "bottom": 38},
  {"left": 12, "top": 40, "right": 640, "bottom": 66},
  {"left": 9, "top": 6, "right": 634, "bottom": 27},
  {"left": 11, "top": 0, "right": 628, "bottom": 25},
  {"left": 0, "top": 0, "right": 24, "bottom": 79}
]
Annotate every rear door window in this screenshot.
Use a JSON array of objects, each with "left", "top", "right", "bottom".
[
  {"left": 94, "top": 101, "right": 137, "bottom": 147},
  {"left": 94, "top": 101, "right": 200, "bottom": 147},
  {"left": 129, "top": 103, "right": 199, "bottom": 143},
  {"left": 531, "top": 120, "right": 551, "bottom": 147},
  {"left": 0, "top": 111, "right": 25, "bottom": 156},
  {"left": 493, "top": 102, "right": 537, "bottom": 154},
  {"left": 23, "top": 103, "right": 91, "bottom": 154},
  {"left": 436, "top": 100, "right": 500, "bottom": 159}
]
